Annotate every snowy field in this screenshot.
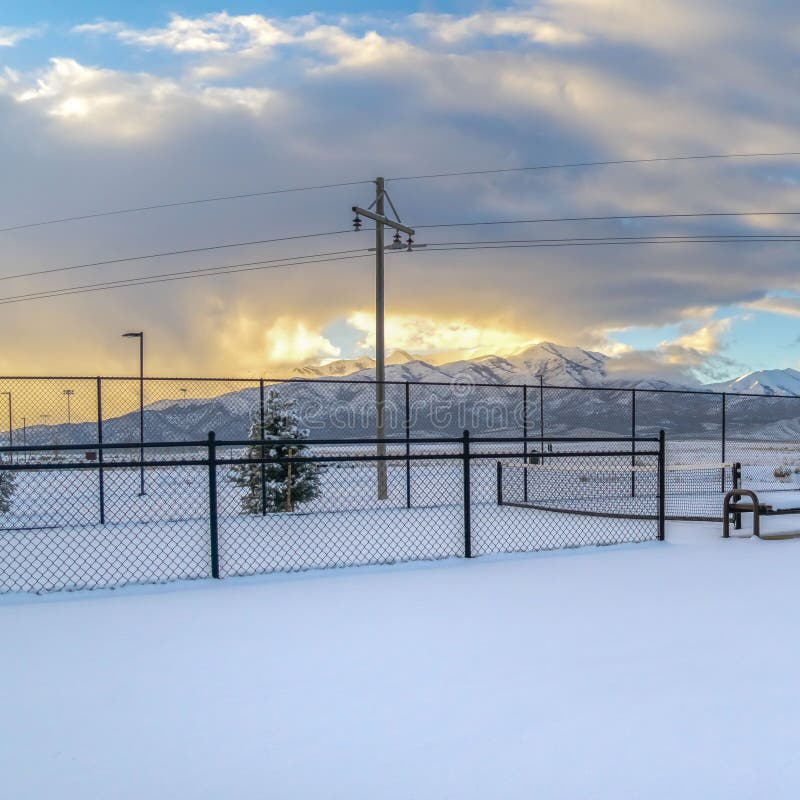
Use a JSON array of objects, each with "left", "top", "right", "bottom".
[{"left": 4, "top": 522, "right": 800, "bottom": 799}]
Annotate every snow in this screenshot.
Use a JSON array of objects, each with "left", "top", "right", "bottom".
[
  {"left": 734, "top": 490, "right": 800, "bottom": 511},
  {"left": 709, "top": 367, "right": 800, "bottom": 396},
  {"left": 4, "top": 523, "right": 800, "bottom": 798},
  {"left": 0, "top": 473, "right": 656, "bottom": 593}
]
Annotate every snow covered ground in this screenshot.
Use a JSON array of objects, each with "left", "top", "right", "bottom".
[{"left": 4, "top": 522, "right": 800, "bottom": 799}]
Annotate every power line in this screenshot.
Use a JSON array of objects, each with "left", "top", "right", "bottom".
[
  {"left": 0, "top": 228, "right": 360, "bottom": 283},
  {"left": 7, "top": 210, "right": 797, "bottom": 285},
  {"left": 388, "top": 151, "right": 800, "bottom": 182},
  {"left": 416, "top": 210, "right": 800, "bottom": 229},
  {"left": 424, "top": 233, "right": 800, "bottom": 247},
  {"left": 4, "top": 235, "right": 800, "bottom": 307},
  {"left": 0, "top": 180, "right": 374, "bottom": 235},
  {"left": 0, "top": 248, "right": 371, "bottom": 304},
  {"left": 421, "top": 238, "right": 800, "bottom": 252},
  {"left": 4, "top": 150, "right": 799, "bottom": 235}
]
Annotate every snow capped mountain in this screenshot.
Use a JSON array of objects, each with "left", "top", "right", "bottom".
[
  {"left": 502, "top": 342, "right": 609, "bottom": 386},
  {"left": 292, "top": 355, "right": 376, "bottom": 378},
  {"left": 292, "top": 350, "right": 414, "bottom": 378},
  {"left": 706, "top": 368, "right": 800, "bottom": 396},
  {"left": 305, "top": 342, "right": 612, "bottom": 387},
  {"left": 291, "top": 343, "right": 800, "bottom": 397}
]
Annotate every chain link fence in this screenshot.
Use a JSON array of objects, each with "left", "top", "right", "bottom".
[
  {"left": 0, "top": 433, "right": 663, "bottom": 594},
  {"left": 2, "top": 375, "right": 800, "bottom": 503}
]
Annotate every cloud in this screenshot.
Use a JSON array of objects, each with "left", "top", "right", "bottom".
[
  {"left": 412, "top": 11, "right": 585, "bottom": 45},
  {"left": 0, "top": 27, "right": 38, "bottom": 48},
  {"left": 6, "top": 58, "right": 276, "bottom": 137},
  {"left": 743, "top": 295, "right": 800, "bottom": 318},
  {"left": 215, "top": 313, "right": 340, "bottom": 375},
  {"left": 601, "top": 316, "right": 738, "bottom": 383},
  {"left": 75, "top": 13, "right": 294, "bottom": 54},
  {"left": 301, "top": 26, "right": 420, "bottom": 71},
  {"left": 2, "top": 2, "right": 800, "bottom": 378},
  {"left": 660, "top": 318, "right": 734, "bottom": 363},
  {"left": 346, "top": 311, "right": 539, "bottom": 358},
  {"left": 538, "top": 0, "right": 739, "bottom": 50}
]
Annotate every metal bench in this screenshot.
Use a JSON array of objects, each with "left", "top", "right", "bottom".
[{"left": 723, "top": 478, "right": 800, "bottom": 539}]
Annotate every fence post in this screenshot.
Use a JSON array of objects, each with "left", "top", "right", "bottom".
[
  {"left": 721, "top": 392, "right": 727, "bottom": 493},
  {"left": 259, "top": 379, "right": 267, "bottom": 516},
  {"left": 286, "top": 447, "right": 294, "bottom": 512},
  {"left": 463, "top": 429, "right": 472, "bottom": 558},
  {"left": 631, "top": 389, "right": 637, "bottom": 499},
  {"left": 96, "top": 377, "right": 105, "bottom": 525},
  {"left": 496, "top": 460, "right": 503, "bottom": 505},
  {"left": 208, "top": 431, "right": 220, "bottom": 579},
  {"left": 405, "top": 381, "right": 411, "bottom": 509},
  {"left": 658, "top": 429, "right": 666, "bottom": 541},
  {"left": 539, "top": 375, "right": 545, "bottom": 463},
  {"left": 522, "top": 384, "right": 529, "bottom": 502}
]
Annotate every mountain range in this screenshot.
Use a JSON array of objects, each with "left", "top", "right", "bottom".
[
  {"left": 292, "top": 341, "right": 800, "bottom": 397},
  {"left": 15, "top": 342, "right": 800, "bottom": 446}
]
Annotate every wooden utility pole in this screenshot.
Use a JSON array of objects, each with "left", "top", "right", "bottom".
[{"left": 352, "top": 179, "right": 416, "bottom": 499}]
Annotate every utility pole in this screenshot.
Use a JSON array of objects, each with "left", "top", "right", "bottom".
[{"left": 352, "top": 178, "right": 416, "bottom": 499}]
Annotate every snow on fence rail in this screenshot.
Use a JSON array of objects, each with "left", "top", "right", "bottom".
[{"left": 0, "top": 433, "right": 665, "bottom": 594}]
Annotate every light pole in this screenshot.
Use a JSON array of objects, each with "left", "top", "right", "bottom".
[
  {"left": 122, "top": 331, "right": 145, "bottom": 496},
  {"left": 0, "top": 391, "right": 11, "bottom": 464},
  {"left": 63, "top": 389, "right": 75, "bottom": 425},
  {"left": 352, "top": 179, "right": 416, "bottom": 499}
]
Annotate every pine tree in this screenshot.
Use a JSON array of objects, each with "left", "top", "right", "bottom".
[
  {"left": 231, "top": 390, "right": 321, "bottom": 513},
  {"left": 0, "top": 470, "right": 15, "bottom": 514}
]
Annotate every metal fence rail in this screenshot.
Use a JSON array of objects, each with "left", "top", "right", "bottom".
[{"left": 0, "top": 432, "right": 664, "bottom": 594}]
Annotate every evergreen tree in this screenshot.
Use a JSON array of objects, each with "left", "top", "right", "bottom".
[
  {"left": 0, "top": 470, "right": 15, "bottom": 514},
  {"left": 231, "top": 390, "right": 321, "bottom": 513}
]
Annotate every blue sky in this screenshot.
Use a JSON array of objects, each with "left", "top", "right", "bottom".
[
  {"left": 0, "top": 1, "right": 799, "bottom": 381},
  {"left": 7, "top": 1, "right": 483, "bottom": 24}
]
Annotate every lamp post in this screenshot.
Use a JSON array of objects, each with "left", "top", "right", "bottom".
[
  {"left": 122, "top": 331, "right": 145, "bottom": 496},
  {"left": 63, "top": 389, "right": 75, "bottom": 425},
  {"left": 0, "top": 391, "right": 10, "bottom": 464}
]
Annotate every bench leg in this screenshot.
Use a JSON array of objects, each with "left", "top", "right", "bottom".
[{"left": 723, "top": 489, "right": 761, "bottom": 538}]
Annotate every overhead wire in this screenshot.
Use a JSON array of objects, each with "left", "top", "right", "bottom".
[
  {"left": 415, "top": 210, "right": 800, "bottom": 229},
  {"left": 8, "top": 211, "right": 800, "bottom": 285},
  {"left": 0, "top": 228, "right": 362, "bottom": 283},
  {"left": 0, "top": 249, "right": 372, "bottom": 306},
  {"left": 3, "top": 150, "right": 799, "bottom": 234},
  {"left": 5, "top": 233, "right": 800, "bottom": 306},
  {"left": 0, "top": 180, "right": 374, "bottom": 234},
  {"left": 387, "top": 151, "right": 800, "bottom": 182}
]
